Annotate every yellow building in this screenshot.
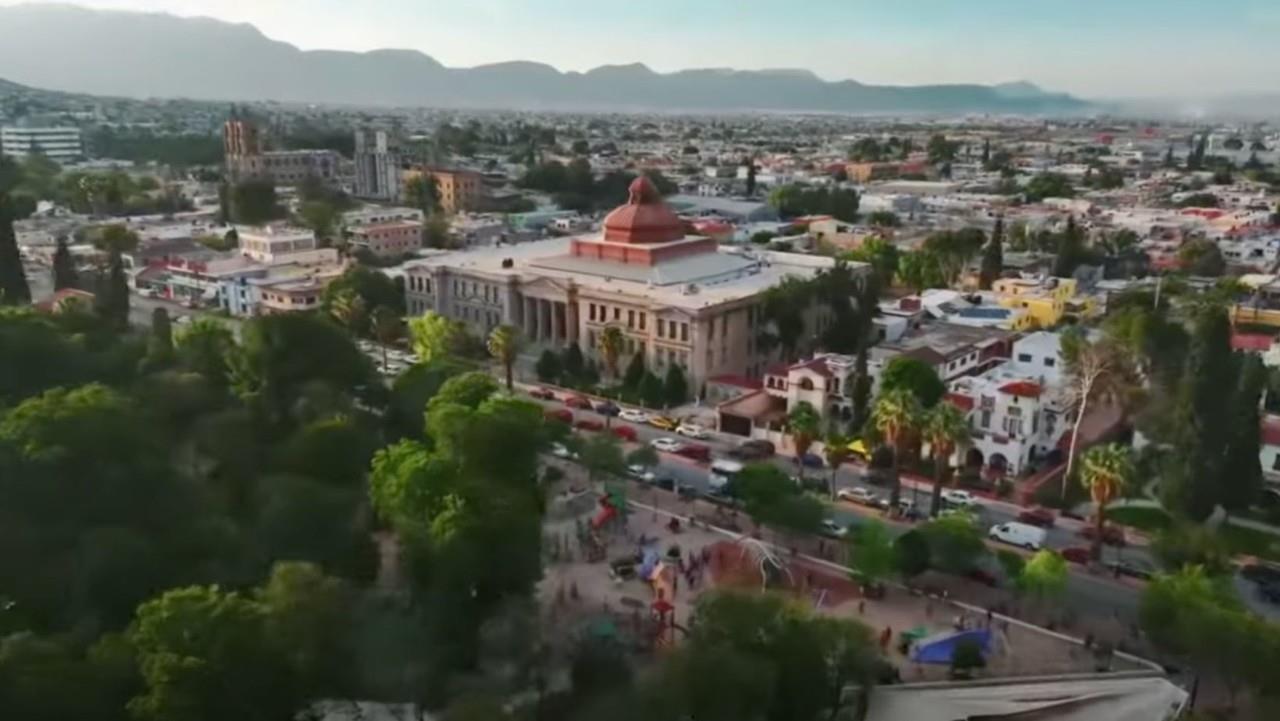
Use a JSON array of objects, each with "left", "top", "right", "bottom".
[{"left": 991, "top": 277, "right": 1095, "bottom": 328}]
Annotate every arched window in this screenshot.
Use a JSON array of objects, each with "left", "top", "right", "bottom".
[{"left": 799, "top": 378, "right": 815, "bottom": 391}]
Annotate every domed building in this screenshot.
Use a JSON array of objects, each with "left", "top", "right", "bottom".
[{"left": 403, "top": 178, "right": 864, "bottom": 393}]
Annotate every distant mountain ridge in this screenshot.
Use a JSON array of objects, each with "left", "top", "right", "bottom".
[{"left": 0, "top": 4, "right": 1091, "bottom": 114}]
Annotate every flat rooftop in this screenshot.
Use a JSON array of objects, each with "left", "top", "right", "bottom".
[{"left": 408, "top": 235, "right": 848, "bottom": 311}]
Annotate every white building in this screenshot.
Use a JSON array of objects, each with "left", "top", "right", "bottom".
[
  {"left": 237, "top": 224, "right": 320, "bottom": 264},
  {"left": 1, "top": 126, "right": 83, "bottom": 162}
]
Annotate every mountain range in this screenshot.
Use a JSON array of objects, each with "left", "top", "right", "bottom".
[{"left": 0, "top": 3, "right": 1091, "bottom": 115}]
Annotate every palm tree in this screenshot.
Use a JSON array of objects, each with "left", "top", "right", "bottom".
[
  {"left": 785, "top": 401, "right": 822, "bottom": 481},
  {"left": 370, "top": 306, "right": 402, "bottom": 374},
  {"left": 487, "top": 324, "right": 521, "bottom": 391},
  {"left": 872, "top": 389, "right": 922, "bottom": 507},
  {"left": 598, "top": 326, "right": 625, "bottom": 379},
  {"left": 823, "top": 432, "right": 853, "bottom": 500},
  {"left": 1080, "top": 444, "right": 1135, "bottom": 560},
  {"left": 329, "top": 289, "right": 369, "bottom": 337},
  {"left": 923, "top": 403, "right": 971, "bottom": 517}
]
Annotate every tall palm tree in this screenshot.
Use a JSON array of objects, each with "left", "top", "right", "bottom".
[
  {"left": 1080, "top": 444, "right": 1135, "bottom": 560},
  {"left": 923, "top": 403, "right": 971, "bottom": 517},
  {"left": 329, "top": 289, "right": 369, "bottom": 337},
  {"left": 598, "top": 326, "right": 625, "bottom": 379},
  {"left": 785, "top": 401, "right": 822, "bottom": 481},
  {"left": 370, "top": 306, "right": 402, "bottom": 374},
  {"left": 872, "top": 389, "right": 922, "bottom": 507},
  {"left": 487, "top": 324, "right": 522, "bottom": 391},
  {"left": 823, "top": 432, "right": 853, "bottom": 500}
]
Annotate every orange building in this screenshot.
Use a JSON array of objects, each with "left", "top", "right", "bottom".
[{"left": 405, "top": 167, "right": 484, "bottom": 214}]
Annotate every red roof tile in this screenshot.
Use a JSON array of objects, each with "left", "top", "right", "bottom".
[
  {"left": 1232, "top": 333, "right": 1274, "bottom": 352},
  {"left": 945, "top": 393, "right": 975, "bottom": 411},
  {"left": 999, "top": 381, "right": 1042, "bottom": 399}
]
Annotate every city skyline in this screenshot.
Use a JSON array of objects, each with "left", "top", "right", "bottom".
[{"left": 3, "top": 0, "right": 1278, "bottom": 99}]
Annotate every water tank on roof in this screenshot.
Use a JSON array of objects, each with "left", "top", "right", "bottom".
[{"left": 501, "top": 258, "right": 513, "bottom": 269}]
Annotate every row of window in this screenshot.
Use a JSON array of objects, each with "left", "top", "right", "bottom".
[
  {"left": 407, "top": 275, "right": 433, "bottom": 294},
  {"left": 1016, "top": 352, "right": 1057, "bottom": 368},
  {"left": 452, "top": 279, "right": 500, "bottom": 304}
]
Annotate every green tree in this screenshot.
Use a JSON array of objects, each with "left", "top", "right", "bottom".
[
  {"left": 579, "top": 432, "right": 626, "bottom": 483},
  {"left": 1024, "top": 173, "right": 1076, "bottom": 202},
  {"left": 51, "top": 236, "right": 78, "bottom": 290},
  {"left": 424, "top": 214, "right": 453, "bottom": 249},
  {"left": 893, "top": 529, "right": 931, "bottom": 579},
  {"left": 408, "top": 311, "right": 464, "bottom": 363},
  {"left": 598, "top": 326, "right": 625, "bottom": 379},
  {"left": 1178, "top": 239, "right": 1226, "bottom": 276},
  {"left": 639, "top": 371, "right": 665, "bottom": 408},
  {"left": 144, "top": 307, "right": 174, "bottom": 369},
  {"left": 535, "top": 348, "right": 562, "bottom": 383},
  {"left": 487, "top": 324, "right": 521, "bottom": 391},
  {"left": 1018, "top": 550, "right": 1068, "bottom": 607},
  {"left": 403, "top": 174, "right": 440, "bottom": 215},
  {"left": 896, "top": 250, "right": 945, "bottom": 293},
  {"left": 230, "top": 179, "right": 282, "bottom": 224},
  {"left": 175, "top": 317, "right": 236, "bottom": 388},
  {"left": 663, "top": 363, "right": 688, "bottom": 406},
  {"left": 873, "top": 388, "right": 922, "bottom": 506},
  {"left": 822, "top": 433, "right": 853, "bottom": 501},
  {"left": 866, "top": 210, "right": 900, "bottom": 228},
  {"left": 429, "top": 371, "right": 500, "bottom": 412},
  {"left": 297, "top": 200, "right": 339, "bottom": 246},
  {"left": 626, "top": 444, "right": 660, "bottom": 472},
  {"left": 920, "top": 514, "right": 986, "bottom": 574},
  {"left": 927, "top": 133, "right": 958, "bottom": 164},
  {"left": 622, "top": 349, "right": 646, "bottom": 390},
  {"left": 979, "top": 216, "right": 1004, "bottom": 290},
  {"left": 923, "top": 403, "right": 970, "bottom": 517},
  {"left": 256, "top": 561, "right": 355, "bottom": 697},
  {"left": 1061, "top": 327, "right": 1134, "bottom": 484},
  {"left": 880, "top": 356, "right": 945, "bottom": 408},
  {"left": 924, "top": 228, "right": 985, "bottom": 286},
  {"left": 94, "top": 247, "right": 130, "bottom": 331},
  {"left": 1169, "top": 306, "right": 1235, "bottom": 520},
  {"left": 1080, "top": 444, "right": 1134, "bottom": 559},
  {"left": 0, "top": 194, "right": 32, "bottom": 305},
  {"left": 370, "top": 305, "right": 403, "bottom": 374},
  {"left": 785, "top": 401, "right": 822, "bottom": 479},
  {"left": 1221, "top": 355, "right": 1265, "bottom": 515},
  {"left": 322, "top": 265, "right": 406, "bottom": 317},
  {"left": 848, "top": 520, "right": 895, "bottom": 589}
]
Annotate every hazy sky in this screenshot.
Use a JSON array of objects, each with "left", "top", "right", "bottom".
[{"left": 8, "top": 0, "right": 1280, "bottom": 98}]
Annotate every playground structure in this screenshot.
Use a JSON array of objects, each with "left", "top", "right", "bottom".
[{"left": 580, "top": 484, "right": 628, "bottom": 562}]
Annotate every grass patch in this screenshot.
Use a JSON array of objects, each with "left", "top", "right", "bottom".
[
  {"left": 1218, "top": 524, "right": 1280, "bottom": 562},
  {"left": 1107, "top": 506, "right": 1173, "bottom": 533}
]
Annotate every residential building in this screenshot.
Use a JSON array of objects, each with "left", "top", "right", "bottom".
[
  {"left": 407, "top": 167, "right": 484, "bottom": 214},
  {"left": 342, "top": 206, "right": 424, "bottom": 229},
  {"left": 1, "top": 125, "right": 82, "bottom": 162},
  {"left": 666, "top": 194, "right": 779, "bottom": 224},
  {"left": 991, "top": 276, "right": 1097, "bottom": 327},
  {"left": 918, "top": 289, "right": 1036, "bottom": 331},
  {"left": 237, "top": 224, "right": 319, "bottom": 264},
  {"left": 403, "top": 177, "right": 856, "bottom": 392},
  {"left": 349, "top": 221, "right": 422, "bottom": 259},
  {"left": 353, "top": 129, "right": 402, "bottom": 201},
  {"left": 846, "top": 161, "right": 902, "bottom": 183},
  {"left": 717, "top": 354, "right": 857, "bottom": 444}
]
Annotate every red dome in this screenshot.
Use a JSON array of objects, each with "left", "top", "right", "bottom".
[{"left": 602, "top": 176, "right": 684, "bottom": 244}]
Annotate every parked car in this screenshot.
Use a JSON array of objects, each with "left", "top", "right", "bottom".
[
  {"left": 653, "top": 475, "right": 677, "bottom": 492},
  {"left": 941, "top": 489, "right": 979, "bottom": 507},
  {"left": 1060, "top": 547, "right": 1092, "bottom": 565},
  {"left": 619, "top": 408, "right": 650, "bottom": 424},
  {"left": 676, "top": 422, "right": 709, "bottom": 439},
  {"left": 551, "top": 442, "right": 576, "bottom": 460},
  {"left": 1017, "top": 507, "right": 1056, "bottom": 528},
  {"left": 795, "top": 453, "right": 825, "bottom": 469},
  {"left": 594, "top": 400, "right": 621, "bottom": 416},
  {"left": 675, "top": 443, "right": 712, "bottom": 463},
  {"left": 729, "top": 439, "right": 775, "bottom": 461},
  {"left": 650, "top": 437, "right": 684, "bottom": 453},
  {"left": 574, "top": 419, "right": 604, "bottom": 432},
  {"left": 528, "top": 387, "right": 556, "bottom": 401},
  {"left": 1079, "top": 524, "right": 1127, "bottom": 547},
  {"left": 626, "top": 465, "right": 656, "bottom": 483},
  {"left": 988, "top": 522, "right": 1047, "bottom": 551},
  {"left": 564, "top": 395, "right": 593, "bottom": 410},
  {"left": 820, "top": 520, "right": 849, "bottom": 539},
  {"left": 649, "top": 415, "right": 679, "bottom": 431},
  {"left": 611, "top": 425, "right": 638, "bottom": 442},
  {"left": 1107, "top": 558, "right": 1156, "bottom": 581},
  {"left": 837, "top": 487, "right": 879, "bottom": 506},
  {"left": 544, "top": 408, "right": 573, "bottom": 424},
  {"left": 964, "top": 567, "right": 999, "bottom": 587}
]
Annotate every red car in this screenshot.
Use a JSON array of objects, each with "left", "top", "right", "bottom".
[
  {"left": 674, "top": 444, "right": 711, "bottom": 463},
  {"left": 1060, "top": 547, "right": 1091, "bottom": 565},
  {"left": 529, "top": 387, "right": 556, "bottom": 401},
  {"left": 1017, "top": 507, "right": 1056, "bottom": 528},
  {"left": 574, "top": 419, "right": 604, "bottom": 432},
  {"left": 543, "top": 408, "right": 572, "bottom": 424},
  {"left": 564, "top": 395, "right": 593, "bottom": 410},
  {"left": 1079, "top": 524, "right": 1127, "bottom": 547},
  {"left": 611, "top": 426, "right": 638, "bottom": 442}
]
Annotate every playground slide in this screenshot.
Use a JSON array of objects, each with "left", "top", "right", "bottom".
[{"left": 591, "top": 502, "right": 618, "bottom": 530}]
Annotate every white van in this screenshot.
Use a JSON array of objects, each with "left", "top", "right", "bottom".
[{"left": 987, "top": 521, "right": 1047, "bottom": 551}]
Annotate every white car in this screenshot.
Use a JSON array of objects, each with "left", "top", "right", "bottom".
[
  {"left": 627, "top": 464, "right": 656, "bottom": 483},
  {"left": 941, "top": 489, "right": 979, "bottom": 507},
  {"left": 650, "top": 437, "right": 684, "bottom": 454},
  {"left": 619, "top": 408, "right": 650, "bottom": 424},
  {"left": 879, "top": 497, "right": 916, "bottom": 511},
  {"left": 676, "top": 423, "right": 709, "bottom": 439},
  {"left": 551, "top": 442, "right": 577, "bottom": 460},
  {"left": 988, "top": 522, "right": 1046, "bottom": 551},
  {"left": 821, "top": 519, "right": 849, "bottom": 539},
  {"left": 837, "top": 487, "right": 879, "bottom": 506}
]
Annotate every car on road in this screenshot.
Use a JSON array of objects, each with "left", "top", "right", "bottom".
[
  {"left": 837, "top": 487, "right": 879, "bottom": 506},
  {"left": 138, "top": 287, "right": 158, "bottom": 299},
  {"left": 650, "top": 437, "right": 684, "bottom": 453},
  {"left": 594, "top": 400, "right": 621, "bottom": 416},
  {"left": 729, "top": 439, "right": 775, "bottom": 461},
  {"left": 1107, "top": 558, "right": 1156, "bottom": 581},
  {"left": 1017, "top": 507, "right": 1056, "bottom": 528},
  {"left": 795, "top": 452, "right": 824, "bottom": 469},
  {"left": 564, "top": 395, "right": 593, "bottom": 410},
  {"left": 674, "top": 443, "right": 712, "bottom": 463},
  {"left": 941, "top": 489, "right": 979, "bottom": 507},
  {"left": 676, "top": 422, "right": 709, "bottom": 439},
  {"left": 820, "top": 519, "right": 849, "bottom": 539},
  {"left": 1060, "top": 547, "right": 1091, "bottom": 565},
  {"left": 544, "top": 408, "right": 573, "bottom": 424},
  {"left": 649, "top": 415, "right": 679, "bottom": 431},
  {"left": 610, "top": 426, "right": 638, "bottom": 442},
  {"left": 551, "top": 442, "right": 576, "bottom": 460},
  {"left": 988, "top": 521, "right": 1047, "bottom": 551},
  {"left": 528, "top": 387, "right": 556, "bottom": 400},
  {"left": 653, "top": 475, "right": 677, "bottom": 492},
  {"left": 574, "top": 419, "right": 604, "bottom": 432},
  {"left": 1079, "top": 524, "right": 1127, "bottom": 547},
  {"left": 618, "top": 408, "right": 650, "bottom": 424},
  {"left": 626, "top": 464, "right": 656, "bottom": 483}
]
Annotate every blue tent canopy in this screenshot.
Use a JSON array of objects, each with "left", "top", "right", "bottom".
[{"left": 909, "top": 628, "right": 992, "bottom": 664}]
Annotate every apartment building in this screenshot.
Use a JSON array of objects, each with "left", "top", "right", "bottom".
[
  {"left": 1, "top": 126, "right": 82, "bottom": 162},
  {"left": 349, "top": 221, "right": 422, "bottom": 259}
]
